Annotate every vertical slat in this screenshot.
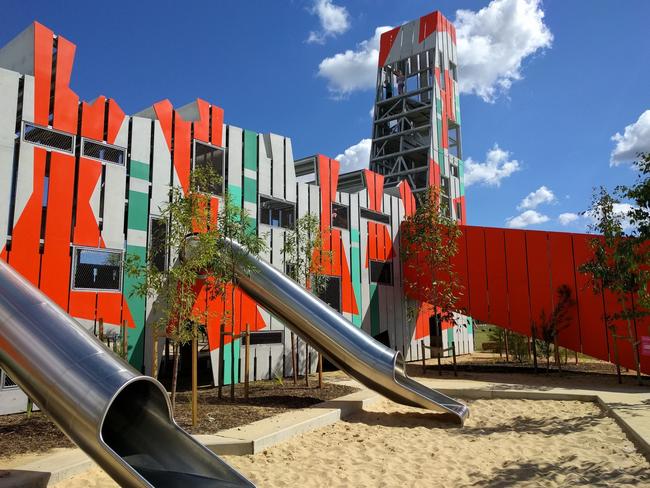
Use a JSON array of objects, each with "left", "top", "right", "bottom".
[
  {"left": 0, "top": 69, "right": 19, "bottom": 252},
  {"left": 504, "top": 230, "right": 531, "bottom": 335},
  {"left": 549, "top": 232, "right": 581, "bottom": 352},
  {"left": 226, "top": 126, "right": 243, "bottom": 207},
  {"left": 269, "top": 134, "right": 284, "bottom": 200},
  {"left": 465, "top": 226, "right": 488, "bottom": 321},
  {"left": 484, "top": 227, "right": 509, "bottom": 328},
  {"left": 284, "top": 137, "right": 296, "bottom": 203}
]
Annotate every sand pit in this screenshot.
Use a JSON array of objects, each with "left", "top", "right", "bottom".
[{"left": 53, "top": 398, "right": 650, "bottom": 487}]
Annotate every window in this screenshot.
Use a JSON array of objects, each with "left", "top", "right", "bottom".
[
  {"left": 451, "top": 164, "right": 459, "bottom": 178},
  {"left": 440, "top": 176, "right": 451, "bottom": 197},
  {"left": 149, "top": 217, "right": 168, "bottom": 272},
  {"left": 456, "top": 201, "right": 463, "bottom": 222},
  {"left": 331, "top": 203, "right": 349, "bottom": 230},
  {"left": 449, "top": 61, "right": 458, "bottom": 82},
  {"left": 193, "top": 141, "right": 225, "bottom": 195},
  {"left": 0, "top": 370, "right": 17, "bottom": 390},
  {"left": 438, "top": 52, "right": 446, "bottom": 90},
  {"left": 370, "top": 260, "right": 393, "bottom": 285},
  {"left": 22, "top": 122, "right": 74, "bottom": 154},
  {"left": 360, "top": 207, "right": 390, "bottom": 224},
  {"left": 72, "top": 248, "right": 123, "bottom": 291},
  {"left": 249, "top": 330, "right": 284, "bottom": 345},
  {"left": 318, "top": 276, "right": 341, "bottom": 312},
  {"left": 259, "top": 196, "right": 295, "bottom": 229},
  {"left": 448, "top": 122, "right": 461, "bottom": 159},
  {"left": 81, "top": 139, "right": 126, "bottom": 166}
]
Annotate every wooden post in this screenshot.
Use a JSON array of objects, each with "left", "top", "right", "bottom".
[
  {"left": 531, "top": 324, "right": 538, "bottom": 374},
  {"left": 122, "top": 320, "right": 128, "bottom": 360},
  {"left": 230, "top": 328, "right": 236, "bottom": 401},
  {"left": 244, "top": 324, "right": 250, "bottom": 400},
  {"left": 305, "top": 344, "right": 310, "bottom": 387},
  {"left": 152, "top": 328, "right": 158, "bottom": 379},
  {"left": 504, "top": 330, "right": 510, "bottom": 363},
  {"left": 98, "top": 318, "right": 104, "bottom": 343},
  {"left": 192, "top": 322, "right": 198, "bottom": 427},
  {"left": 318, "top": 353, "right": 323, "bottom": 389},
  {"left": 452, "top": 342, "right": 457, "bottom": 377},
  {"left": 437, "top": 351, "right": 442, "bottom": 376},
  {"left": 218, "top": 323, "right": 225, "bottom": 399},
  {"left": 421, "top": 340, "right": 426, "bottom": 375},
  {"left": 612, "top": 330, "right": 622, "bottom": 384},
  {"left": 291, "top": 332, "right": 297, "bottom": 384},
  {"left": 575, "top": 350, "right": 579, "bottom": 365}
]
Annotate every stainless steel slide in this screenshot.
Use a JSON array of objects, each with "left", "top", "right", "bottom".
[
  {"left": 0, "top": 260, "right": 254, "bottom": 488},
  {"left": 226, "top": 239, "right": 469, "bottom": 425}
]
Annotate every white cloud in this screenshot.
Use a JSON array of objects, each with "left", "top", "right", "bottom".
[
  {"left": 456, "top": 0, "right": 553, "bottom": 102},
  {"left": 517, "top": 185, "right": 555, "bottom": 210},
  {"left": 558, "top": 212, "right": 579, "bottom": 226},
  {"left": 610, "top": 110, "right": 650, "bottom": 166},
  {"left": 506, "top": 210, "right": 549, "bottom": 228},
  {"left": 336, "top": 138, "right": 371, "bottom": 171},
  {"left": 307, "top": 0, "right": 350, "bottom": 44},
  {"left": 584, "top": 202, "right": 635, "bottom": 232},
  {"left": 464, "top": 144, "right": 521, "bottom": 187},
  {"left": 317, "top": 26, "right": 393, "bottom": 97}
]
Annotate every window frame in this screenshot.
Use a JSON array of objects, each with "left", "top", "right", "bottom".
[
  {"left": 331, "top": 202, "right": 350, "bottom": 230},
  {"left": 369, "top": 260, "right": 393, "bottom": 285},
  {"left": 258, "top": 194, "right": 296, "bottom": 230},
  {"left": 192, "top": 140, "right": 226, "bottom": 196},
  {"left": 21, "top": 121, "right": 75, "bottom": 155},
  {"left": 149, "top": 215, "right": 169, "bottom": 272},
  {"left": 360, "top": 207, "right": 390, "bottom": 225},
  {"left": 80, "top": 137, "right": 127, "bottom": 166},
  {"left": 70, "top": 246, "right": 124, "bottom": 293}
]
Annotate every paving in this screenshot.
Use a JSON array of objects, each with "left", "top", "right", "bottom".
[{"left": 1, "top": 378, "right": 648, "bottom": 487}]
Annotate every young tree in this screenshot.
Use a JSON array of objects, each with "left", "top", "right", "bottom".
[
  {"left": 400, "top": 186, "right": 464, "bottom": 345},
  {"left": 579, "top": 186, "right": 648, "bottom": 385},
  {"left": 282, "top": 213, "right": 331, "bottom": 384},
  {"left": 532, "top": 285, "right": 575, "bottom": 372},
  {"left": 125, "top": 167, "right": 265, "bottom": 415}
]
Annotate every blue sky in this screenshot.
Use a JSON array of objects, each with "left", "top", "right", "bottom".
[{"left": 2, "top": 0, "right": 649, "bottom": 231}]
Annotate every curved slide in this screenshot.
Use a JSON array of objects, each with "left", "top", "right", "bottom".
[
  {"left": 0, "top": 260, "right": 254, "bottom": 488},
  {"left": 227, "top": 239, "right": 469, "bottom": 424}
]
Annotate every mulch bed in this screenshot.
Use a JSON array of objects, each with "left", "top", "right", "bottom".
[{"left": 0, "top": 375, "right": 357, "bottom": 461}]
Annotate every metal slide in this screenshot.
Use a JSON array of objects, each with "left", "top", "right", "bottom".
[
  {"left": 226, "top": 239, "right": 469, "bottom": 424},
  {"left": 0, "top": 260, "right": 254, "bottom": 488}
]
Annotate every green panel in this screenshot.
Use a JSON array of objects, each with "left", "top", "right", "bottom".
[
  {"left": 436, "top": 99, "right": 443, "bottom": 113},
  {"left": 243, "top": 130, "right": 258, "bottom": 171},
  {"left": 243, "top": 176, "right": 257, "bottom": 204},
  {"left": 436, "top": 120, "right": 442, "bottom": 151},
  {"left": 455, "top": 94, "right": 461, "bottom": 125},
  {"left": 124, "top": 245, "right": 146, "bottom": 368},
  {"left": 221, "top": 338, "right": 241, "bottom": 385},
  {"left": 447, "top": 327, "right": 454, "bottom": 348},
  {"left": 350, "top": 245, "right": 362, "bottom": 328},
  {"left": 127, "top": 191, "right": 149, "bottom": 231},
  {"left": 466, "top": 317, "right": 473, "bottom": 335},
  {"left": 369, "top": 283, "right": 380, "bottom": 337},
  {"left": 228, "top": 184, "right": 243, "bottom": 209},
  {"left": 438, "top": 149, "right": 445, "bottom": 176},
  {"left": 129, "top": 159, "right": 150, "bottom": 181}
]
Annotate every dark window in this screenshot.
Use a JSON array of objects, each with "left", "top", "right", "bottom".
[
  {"left": 456, "top": 201, "right": 463, "bottom": 222},
  {"left": 82, "top": 139, "right": 126, "bottom": 166},
  {"left": 440, "top": 176, "right": 450, "bottom": 197},
  {"left": 23, "top": 123, "right": 74, "bottom": 153},
  {"left": 73, "top": 248, "right": 122, "bottom": 291},
  {"left": 193, "top": 141, "right": 225, "bottom": 195},
  {"left": 318, "top": 276, "right": 341, "bottom": 312},
  {"left": 1, "top": 370, "right": 17, "bottom": 389},
  {"left": 150, "top": 217, "right": 168, "bottom": 272},
  {"left": 448, "top": 122, "right": 461, "bottom": 159},
  {"left": 451, "top": 164, "right": 459, "bottom": 178},
  {"left": 360, "top": 207, "right": 390, "bottom": 224},
  {"left": 429, "top": 315, "right": 443, "bottom": 349},
  {"left": 259, "top": 196, "right": 295, "bottom": 229},
  {"left": 331, "top": 203, "right": 349, "bottom": 230},
  {"left": 449, "top": 61, "right": 458, "bottom": 82},
  {"left": 249, "top": 331, "right": 284, "bottom": 345},
  {"left": 439, "top": 52, "right": 446, "bottom": 90},
  {"left": 370, "top": 260, "right": 393, "bottom": 285}
]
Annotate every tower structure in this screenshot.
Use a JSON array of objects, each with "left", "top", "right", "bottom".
[{"left": 370, "top": 11, "right": 465, "bottom": 223}]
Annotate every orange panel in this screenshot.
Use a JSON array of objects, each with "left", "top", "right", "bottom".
[
  {"left": 549, "top": 232, "right": 581, "bottom": 352},
  {"left": 81, "top": 96, "right": 106, "bottom": 139},
  {"left": 173, "top": 114, "right": 191, "bottom": 193},
  {"left": 210, "top": 105, "right": 224, "bottom": 146},
  {"left": 451, "top": 229, "right": 470, "bottom": 313},
  {"left": 572, "top": 234, "right": 608, "bottom": 360},
  {"left": 39, "top": 152, "right": 75, "bottom": 309},
  {"left": 484, "top": 228, "right": 509, "bottom": 328},
  {"left": 33, "top": 23, "right": 53, "bottom": 126},
  {"left": 96, "top": 292, "right": 123, "bottom": 327},
  {"left": 193, "top": 99, "right": 210, "bottom": 143},
  {"left": 73, "top": 158, "right": 102, "bottom": 246},
  {"left": 525, "top": 231, "right": 552, "bottom": 335},
  {"left": 465, "top": 226, "right": 488, "bottom": 322},
  {"left": 503, "top": 230, "right": 531, "bottom": 335},
  {"left": 52, "top": 36, "right": 78, "bottom": 134},
  {"left": 68, "top": 290, "right": 97, "bottom": 323},
  {"left": 106, "top": 99, "right": 125, "bottom": 144}
]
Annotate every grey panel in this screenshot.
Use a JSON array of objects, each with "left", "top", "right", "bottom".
[
  {"left": 0, "top": 69, "right": 19, "bottom": 249},
  {"left": 398, "top": 22, "right": 416, "bottom": 60},
  {"left": 227, "top": 126, "right": 243, "bottom": 204},
  {"left": 284, "top": 138, "right": 296, "bottom": 203},
  {"left": 271, "top": 227, "right": 284, "bottom": 271},
  {"left": 129, "top": 117, "right": 151, "bottom": 165},
  {"left": 0, "top": 24, "right": 35, "bottom": 75},
  {"left": 12, "top": 76, "right": 35, "bottom": 225},
  {"left": 269, "top": 134, "right": 285, "bottom": 200},
  {"left": 175, "top": 100, "right": 200, "bottom": 122},
  {"left": 101, "top": 120, "right": 128, "bottom": 249},
  {"left": 297, "top": 182, "right": 309, "bottom": 219},
  {"left": 150, "top": 121, "right": 171, "bottom": 216},
  {"left": 258, "top": 135, "right": 271, "bottom": 196}
]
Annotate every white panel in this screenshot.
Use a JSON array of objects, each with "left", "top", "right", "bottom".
[
  {"left": 269, "top": 134, "right": 285, "bottom": 200},
  {"left": 297, "top": 183, "right": 309, "bottom": 219},
  {"left": 271, "top": 227, "right": 284, "bottom": 271},
  {"left": 390, "top": 197, "right": 404, "bottom": 353},
  {"left": 130, "top": 117, "right": 151, "bottom": 165},
  {"left": 12, "top": 76, "right": 35, "bottom": 223},
  {"left": 259, "top": 224, "right": 272, "bottom": 263},
  {"left": 227, "top": 126, "right": 243, "bottom": 202},
  {"left": 360, "top": 212, "right": 371, "bottom": 335},
  {"left": 0, "top": 69, "right": 19, "bottom": 249},
  {"left": 150, "top": 121, "right": 171, "bottom": 216},
  {"left": 258, "top": 135, "right": 271, "bottom": 196},
  {"left": 284, "top": 137, "right": 296, "bottom": 203},
  {"left": 102, "top": 164, "right": 126, "bottom": 249},
  {"left": 309, "top": 184, "right": 320, "bottom": 220}
]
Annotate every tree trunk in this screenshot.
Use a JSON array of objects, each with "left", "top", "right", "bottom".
[
  {"left": 624, "top": 315, "right": 642, "bottom": 386},
  {"left": 152, "top": 328, "right": 159, "bottom": 379},
  {"left": 192, "top": 323, "right": 198, "bottom": 427},
  {"left": 171, "top": 341, "right": 180, "bottom": 411}
]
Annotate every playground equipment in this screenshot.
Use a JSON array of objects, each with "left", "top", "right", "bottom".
[
  {"left": 225, "top": 238, "right": 469, "bottom": 423},
  {"left": 0, "top": 260, "right": 254, "bottom": 488}
]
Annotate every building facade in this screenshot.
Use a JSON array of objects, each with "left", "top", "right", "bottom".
[{"left": 0, "top": 12, "right": 473, "bottom": 411}]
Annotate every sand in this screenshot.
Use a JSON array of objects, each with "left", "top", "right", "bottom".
[{"left": 53, "top": 398, "right": 650, "bottom": 487}]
